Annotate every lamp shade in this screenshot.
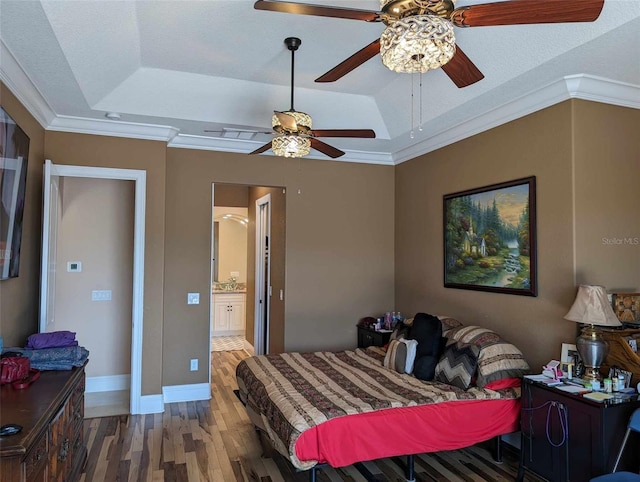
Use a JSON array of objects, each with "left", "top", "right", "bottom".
[{"left": 563, "top": 285, "right": 621, "bottom": 327}]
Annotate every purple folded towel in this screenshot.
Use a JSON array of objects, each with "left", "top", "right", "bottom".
[{"left": 26, "top": 331, "right": 78, "bottom": 350}]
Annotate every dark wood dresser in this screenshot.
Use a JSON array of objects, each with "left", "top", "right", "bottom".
[
  {"left": 518, "top": 376, "right": 640, "bottom": 481},
  {"left": 0, "top": 364, "right": 87, "bottom": 481}
]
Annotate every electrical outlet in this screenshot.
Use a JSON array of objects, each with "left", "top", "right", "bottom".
[
  {"left": 187, "top": 292, "right": 200, "bottom": 305},
  {"left": 190, "top": 359, "right": 198, "bottom": 371},
  {"left": 91, "top": 290, "right": 112, "bottom": 301}
]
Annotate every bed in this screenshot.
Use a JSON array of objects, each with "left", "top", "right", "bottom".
[{"left": 235, "top": 316, "right": 530, "bottom": 481}]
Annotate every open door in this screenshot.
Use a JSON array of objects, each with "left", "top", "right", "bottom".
[{"left": 254, "top": 194, "right": 271, "bottom": 355}]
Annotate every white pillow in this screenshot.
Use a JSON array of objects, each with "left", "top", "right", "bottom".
[{"left": 399, "top": 338, "right": 418, "bottom": 374}]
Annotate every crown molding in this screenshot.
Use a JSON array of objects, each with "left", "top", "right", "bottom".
[
  {"left": 47, "top": 115, "right": 180, "bottom": 142},
  {"left": 393, "top": 75, "right": 640, "bottom": 165},
  {"left": 564, "top": 74, "right": 640, "bottom": 108},
  {"left": 0, "top": 39, "right": 56, "bottom": 128},
  {"left": 2, "top": 45, "right": 636, "bottom": 165},
  {"left": 169, "top": 134, "right": 394, "bottom": 165}
]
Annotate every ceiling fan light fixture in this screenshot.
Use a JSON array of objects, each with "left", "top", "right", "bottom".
[
  {"left": 380, "top": 15, "right": 456, "bottom": 73},
  {"left": 272, "top": 135, "right": 311, "bottom": 158}
]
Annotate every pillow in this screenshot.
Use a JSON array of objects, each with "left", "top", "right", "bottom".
[
  {"left": 409, "top": 313, "right": 444, "bottom": 381},
  {"left": 435, "top": 340, "right": 480, "bottom": 390},
  {"left": 400, "top": 338, "right": 418, "bottom": 374},
  {"left": 384, "top": 339, "right": 407, "bottom": 374},
  {"left": 384, "top": 338, "right": 418, "bottom": 374},
  {"left": 390, "top": 321, "right": 411, "bottom": 341},
  {"left": 438, "top": 316, "right": 464, "bottom": 333},
  {"left": 444, "top": 325, "right": 530, "bottom": 387}
]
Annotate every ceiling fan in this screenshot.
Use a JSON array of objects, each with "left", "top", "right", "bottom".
[
  {"left": 254, "top": 0, "right": 605, "bottom": 88},
  {"left": 245, "top": 37, "right": 376, "bottom": 159}
]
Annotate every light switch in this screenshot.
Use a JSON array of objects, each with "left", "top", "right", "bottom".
[
  {"left": 187, "top": 292, "right": 200, "bottom": 305},
  {"left": 67, "top": 261, "right": 82, "bottom": 272}
]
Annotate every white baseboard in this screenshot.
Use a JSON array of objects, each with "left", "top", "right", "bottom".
[
  {"left": 162, "top": 383, "right": 211, "bottom": 403},
  {"left": 137, "top": 394, "right": 164, "bottom": 415},
  {"left": 212, "top": 330, "right": 244, "bottom": 337},
  {"left": 117, "top": 383, "right": 214, "bottom": 414},
  {"left": 86, "top": 374, "right": 130, "bottom": 393}
]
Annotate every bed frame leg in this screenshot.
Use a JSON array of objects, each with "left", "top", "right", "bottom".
[
  {"left": 493, "top": 435, "right": 503, "bottom": 464},
  {"left": 406, "top": 454, "right": 416, "bottom": 482}
]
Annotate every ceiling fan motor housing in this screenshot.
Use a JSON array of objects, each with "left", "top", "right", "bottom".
[
  {"left": 272, "top": 111, "right": 312, "bottom": 135},
  {"left": 379, "top": 0, "right": 455, "bottom": 24}
]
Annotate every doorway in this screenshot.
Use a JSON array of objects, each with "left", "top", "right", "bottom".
[
  {"left": 40, "top": 160, "right": 146, "bottom": 414},
  {"left": 211, "top": 205, "right": 249, "bottom": 352},
  {"left": 209, "top": 184, "right": 285, "bottom": 357}
]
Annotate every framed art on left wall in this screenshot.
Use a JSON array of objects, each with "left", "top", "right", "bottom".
[
  {"left": 0, "top": 107, "right": 30, "bottom": 280},
  {"left": 443, "top": 176, "right": 537, "bottom": 296}
]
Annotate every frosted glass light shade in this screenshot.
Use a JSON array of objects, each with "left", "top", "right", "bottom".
[
  {"left": 380, "top": 15, "right": 456, "bottom": 73},
  {"left": 271, "top": 136, "right": 311, "bottom": 158}
]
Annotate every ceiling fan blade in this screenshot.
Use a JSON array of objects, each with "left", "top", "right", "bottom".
[
  {"left": 450, "top": 0, "right": 604, "bottom": 27},
  {"left": 315, "top": 39, "right": 381, "bottom": 83},
  {"left": 310, "top": 138, "right": 345, "bottom": 158},
  {"left": 311, "top": 129, "right": 376, "bottom": 138},
  {"left": 441, "top": 46, "right": 484, "bottom": 88},
  {"left": 249, "top": 142, "right": 273, "bottom": 155},
  {"left": 254, "top": 0, "right": 381, "bottom": 22},
  {"left": 275, "top": 111, "right": 298, "bottom": 132}
]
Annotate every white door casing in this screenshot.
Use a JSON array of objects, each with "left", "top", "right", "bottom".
[{"left": 39, "top": 160, "right": 146, "bottom": 414}]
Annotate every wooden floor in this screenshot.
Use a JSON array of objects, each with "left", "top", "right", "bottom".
[{"left": 80, "top": 350, "right": 545, "bottom": 482}]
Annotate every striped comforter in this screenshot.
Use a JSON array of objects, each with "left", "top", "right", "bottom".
[{"left": 236, "top": 347, "right": 520, "bottom": 470}]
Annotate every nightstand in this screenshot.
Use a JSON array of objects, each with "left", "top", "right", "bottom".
[
  {"left": 518, "top": 377, "right": 640, "bottom": 481},
  {"left": 357, "top": 326, "right": 391, "bottom": 348}
]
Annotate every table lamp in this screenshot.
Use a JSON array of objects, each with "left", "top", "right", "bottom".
[{"left": 564, "top": 285, "right": 621, "bottom": 380}]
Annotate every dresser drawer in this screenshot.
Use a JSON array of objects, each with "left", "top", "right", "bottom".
[{"left": 24, "top": 431, "right": 48, "bottom": 481}]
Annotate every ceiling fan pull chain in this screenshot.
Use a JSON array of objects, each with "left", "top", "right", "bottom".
[
  {"left": 410, "top": 72, "right": 415, "bottom": 139},
  {"left": 419, "top": 71, "right": 423, "bottom": 132}
]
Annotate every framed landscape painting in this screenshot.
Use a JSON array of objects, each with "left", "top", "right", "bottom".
[
  {"left": 443, "top": 176, "right": 537, "bottom": 296},
  {"left": 0, "top": 107, "right": 30, "bottom": 280}
]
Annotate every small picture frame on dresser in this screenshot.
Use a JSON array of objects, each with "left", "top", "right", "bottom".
[{"left": 560, "top": 343, "right": 581, "bottom": 377}]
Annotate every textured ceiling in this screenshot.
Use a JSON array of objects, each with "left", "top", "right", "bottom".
[{"left": 1, "top": 0, "right": 638, "bottom": 164}]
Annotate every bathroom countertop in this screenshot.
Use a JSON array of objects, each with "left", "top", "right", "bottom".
[{"left": 212, "top": 289, "right": 246, "bottom": 294}]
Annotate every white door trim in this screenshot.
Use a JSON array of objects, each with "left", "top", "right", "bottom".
[{"left": 39, "top": 160, "right": 146, "bottom": 414}]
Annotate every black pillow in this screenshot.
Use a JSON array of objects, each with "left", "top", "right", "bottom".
[{"left": 409, "top": 313, "right": 445, "bottom": 381}]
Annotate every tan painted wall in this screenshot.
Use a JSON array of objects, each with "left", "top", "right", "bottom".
[
  {"left": 0, "top": 84, "right": 45, "bottom": 347},
  {"left": 395, "top": 100, "right": 639, "bottom": 372},
  {"left": 572, "top": 101, "right": 640, "bottom": 291},
  {"left": 52, "top": 177, "right": 133, "bottom": 378},
  {"left": 214, "top": 184, "right": 249, "bottom": 208},
  {"left": 163, "top": 148, "right": 395, "bottom": 386},
  {"left": 44, "top": 131, "right": 166, "bottom": 395}
]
